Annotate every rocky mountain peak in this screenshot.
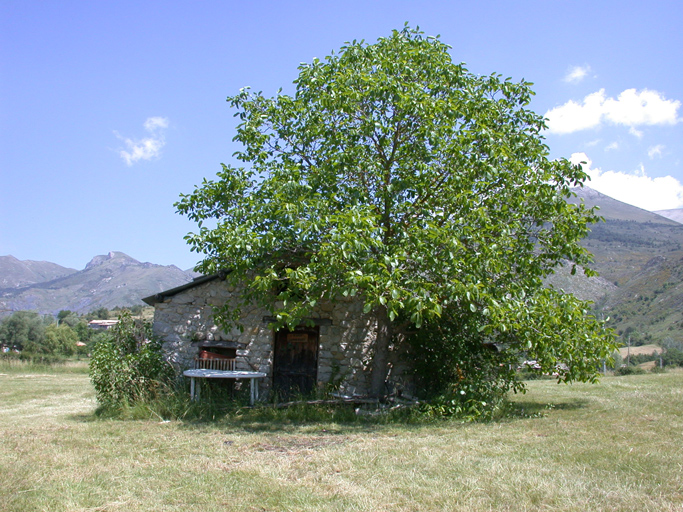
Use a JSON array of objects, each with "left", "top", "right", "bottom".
[
  {"left": 84, "top": 251, "right": 139, "bottom": 270},
  {"left": 1, "top": 251, "right": 195, "bottom": 315}
]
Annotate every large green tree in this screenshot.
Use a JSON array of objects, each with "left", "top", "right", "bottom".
[
  {"left": 177, "top": 26, "right": 615, "bottom": 397},
  {"left": 24, "top": 323, "right": 78, "bottom": 356},
  {"left": 0, "top": 311, "right": 47, "bottom": 351}
]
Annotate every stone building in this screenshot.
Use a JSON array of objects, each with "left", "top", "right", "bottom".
[{"left": 143, "top": 273, "right": 409, "bottom": 398}]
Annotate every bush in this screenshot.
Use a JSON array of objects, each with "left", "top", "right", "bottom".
[
  {"left": 406, "top": 314, "right": 523, "bottom": 421},
  {"left": 662, "top": 347, "right": 683, "bottom": 367},
  {"left": 615, "top": 366, "right": 646, "bottom": 376},
  {"left": 89, "top": 312, "right": 173, "bottom": 409},
  {"left": 518, "top": 368, "right": 553, "bottom": 381}
]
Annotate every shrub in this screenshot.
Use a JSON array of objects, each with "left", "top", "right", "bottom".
[
  {"left": 406, "top": 314, "right": 523, "bottom": 421},
  {"left": 518, "top": 368, "right": 553, "bottom": 381},
  {"left": 615, "top": 366, "right": 646, "bottom": 376},
  {"left": 662, "top": 347, "right": 683, "bottom": 367},
  {"left": 89, "top": 312, "right": 173, "bottom": 409}
]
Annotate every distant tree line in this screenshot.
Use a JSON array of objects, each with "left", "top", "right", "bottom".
[
  {"left": 588, "top": 221, "right": 681, "bottom": 250},
  {"left": 1, "top": 311, "right": 82, "bottom": 358},
  {"left": 0, "top": 305, "right": 146, "bottom": 359}
]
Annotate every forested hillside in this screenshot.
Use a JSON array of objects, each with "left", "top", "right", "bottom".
[{"left": 559, "top": 187, "right": 683, "bottom": 345}]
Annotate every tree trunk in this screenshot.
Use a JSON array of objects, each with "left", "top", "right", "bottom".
[{"left": 370, "top": 305, "right": 392, "bottom": 398}]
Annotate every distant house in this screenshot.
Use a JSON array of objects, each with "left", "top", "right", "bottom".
[
  {"left": 88, "top": 319, "right": 118, "bottom": 331},
  {"left": 143, "top": 273, "right": 410, "bottom": 398}
]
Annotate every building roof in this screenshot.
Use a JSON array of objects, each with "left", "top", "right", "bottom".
[
  {"left": 88, "top": 319, "right": 119, "bottom": 326},
  {"left": 88, "top": 319, "right": 119, "bottom": 330},
  {"left": 142, "top": 271, "right": 230, "bottom": 306}
]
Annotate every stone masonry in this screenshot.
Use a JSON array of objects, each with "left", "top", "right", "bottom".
[{"left": 148, "top": 275, "right": 407, "bottom": 397}]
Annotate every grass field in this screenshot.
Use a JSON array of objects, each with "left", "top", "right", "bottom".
[{"left": 1, "top": 362, "right": 682, "bottom": 511}]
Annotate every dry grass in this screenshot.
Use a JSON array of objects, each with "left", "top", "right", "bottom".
[
  {"left": 618, "top": 343, "right": 664, "bottom": 358},
  {"left": 1, "top": 363, "right": 682, "bottom": 511}
]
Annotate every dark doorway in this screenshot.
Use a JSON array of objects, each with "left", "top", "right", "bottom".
[{"left": 273, "top": 326, "right": 319, "bottom": 399}]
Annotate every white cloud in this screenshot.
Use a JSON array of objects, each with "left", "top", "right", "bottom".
[
  {"left": 144, "top": 117, "right": 169, "bottom": 131},
  {"left": 115, "top": 117, "right": 169, "bottom": 166},
  {"left": 648, "top": 145, "right": 665, "bottom": 159},
  {"left": 604, "top": 89, "right": 679, "bottom": 126},
  {"left": 570, "top": 152, "right": 683, "bottom": 210},
  {"left": 545, "top": 89, "right": 680, "bottom": 134},
  {"left": 545, "top": 90, "right": 606, "bottom": 134},
  {"left": 604, "top": 141, "right": 619, "bottom": 152},
  {"left": 628, "top": 126, "right": 643, "bottom": 138},
  {"left": 563, "top": 65, "right": 591, "bottom": 84}
]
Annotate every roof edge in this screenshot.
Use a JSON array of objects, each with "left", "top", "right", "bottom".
[{"left": 142, "top": 270, "right": 231, "bottom": 306}]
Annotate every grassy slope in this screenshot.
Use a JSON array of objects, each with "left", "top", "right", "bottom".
[{"left": 1, "top": 365, "right": 681, "bottom": 512}]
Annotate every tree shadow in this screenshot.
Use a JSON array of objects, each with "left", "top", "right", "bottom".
[
  {"left": 503, "top": 398, "right": 590, "bottom": 420},
  {"left": 176, "top": 405, "right": 404, "bottom": 435},
  {"left": 67, "top": 412, "right": 99, "bottom": 422}
]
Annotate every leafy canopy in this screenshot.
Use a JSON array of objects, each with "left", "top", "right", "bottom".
[
  {"left": 176, "top": 26, "right": 614, "bottom": 390},
  {"left": 0, "top": 311, "right": 48, "bottom": 351}
]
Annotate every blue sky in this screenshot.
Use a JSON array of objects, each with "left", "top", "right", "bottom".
[{"left": 1, "top": 1, "right": 682, "bottom": 271}]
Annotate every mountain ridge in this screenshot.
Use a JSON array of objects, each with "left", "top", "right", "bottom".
[
  {"left": 564, "top": 187, "right": 683, "bottom": 343},
  {"left": 570, "top": 186, "right": 681, "bottom": 224},
  {"left": 0, "top": 251, "right": 195, "bottom": 316},
  {"left": 0, "top": 255, "right": 78, "bottom": 290},
  {"left": 653, "top": 208, "right": 683, "bottom": 224}
]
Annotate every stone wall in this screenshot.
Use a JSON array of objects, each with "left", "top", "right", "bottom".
[{"left": 151, "top": 276, "right": 410, "bottom": 397}]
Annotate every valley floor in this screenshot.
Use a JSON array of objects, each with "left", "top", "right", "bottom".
[{"left": 1, "top": 364, "right": 682, "bottom": 512}]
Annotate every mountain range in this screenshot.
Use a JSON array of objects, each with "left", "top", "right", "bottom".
[
  {"left": 562, "top": 187, "right": 683, "bottom": 344},
  {"left": 0, "top": 255, "right": 78, "bottom": 289},
  {"left": 2, "top": 189, "right": 683, "bottom": 346},
  {"left": 653, "top": 209, "right": 683, "bottom": 224},
  {"left": 0, "top": 251, "right": 196, "bottom": 316}
]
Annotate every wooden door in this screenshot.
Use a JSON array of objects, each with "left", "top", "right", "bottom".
[{"left": 273, "top": 326, "right": 319, "bottom": 399}]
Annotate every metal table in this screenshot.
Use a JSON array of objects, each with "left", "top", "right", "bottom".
[{"left": 183, "top": 369, "right": 268, "bottom": 405}]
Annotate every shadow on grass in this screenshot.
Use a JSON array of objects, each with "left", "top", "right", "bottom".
[
  {"left": 158, "top": 382, "right": 408, "bottom": 433},
  {"left": 503, "top": 398, "right": 590, "bottom": 420},
  {"left": 67, "top": 412, "right": 100, "bottom": 422},
  {"left": 175, "top": 402, "right": 414, "bottom": 435},
  {"left": 76, "top": 381, "right": 595, "bottom": 432}
]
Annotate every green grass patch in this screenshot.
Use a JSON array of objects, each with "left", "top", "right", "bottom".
[
  {"left": 1, "top": 367, "right": 682, "bottom": 511},
  {"left": 0, "top": 357, "right": 89, "bottom": 374}
]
